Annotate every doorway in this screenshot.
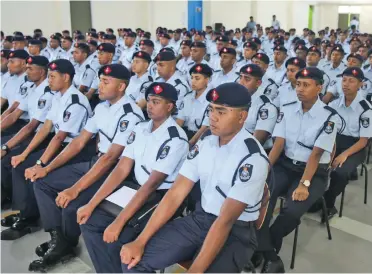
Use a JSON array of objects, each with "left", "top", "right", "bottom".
[{"left": 70, "top": 1, "right": 92, "bottom": 32}]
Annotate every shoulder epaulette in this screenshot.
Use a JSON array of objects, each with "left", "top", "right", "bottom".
[
  {"left": 44, "top": 86, "right": 52, "bottom": 94},
  {"left": 200, "top": 129, "right": 211, "bottom": 140},
  {"left": 260, "top": 95, "right": 270, "bottom": 104},
  {"left": 336, "top": 74, "right": 342, "bottom": 78},
  {"left": 71, "top": 94, "right": 79, "bottom": 104},
  {"left": 244, "top": 138, "right": 260, "bottom": 154},
  {"left": 324, "top": 105, "right": 337, "bottom": 115},
  {"left": 123, "top": 103, "right": 133, "bottom": 114},
  {"left": 360, "top": 100, "right": 371, "bottom": 111},
  {"left": 282, "top": 101, "right": 297, "bottom": 107},
  {"left": 168, "top": 126, "right": 180, "bottom": 138},
  {"left": 363, "top": 64, "right": 370, "bottom": 70}
]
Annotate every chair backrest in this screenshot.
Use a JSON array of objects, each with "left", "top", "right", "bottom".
[{"left": 255, "top": 182, "right": 270, "bottom": 230}]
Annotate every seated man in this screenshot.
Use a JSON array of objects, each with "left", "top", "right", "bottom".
[
  {"left": 176, "top": 64, "right": 212, "bottom": 145},
  {"left": 238, "top": 64, "right": 278, "bottom": 147},
  {"left": 121, "top": 83, "right": 269, "bottom": 273},
  {"left": 258, "top": 68, "right": 339, "bottom": 273},
  {"left": 311, "top": 67, "right": 372, "bottom": 219},
  {"left": 1, "top": 59, "right": 93, "bottom": 241},
  {"left": 26, "top": 64, "right": 145, "bottom": 271},
  {"left": 1, "top": 56, "right": 54, "bottom": 209},
  {"left": 77, "top": 82, "right": 188, "bottom": 273}
]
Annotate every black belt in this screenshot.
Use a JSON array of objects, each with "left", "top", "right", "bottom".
[{"left": 284, "top": 156, "right": 329, "bottom": 169}]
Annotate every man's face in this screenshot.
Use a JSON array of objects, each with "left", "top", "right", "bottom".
[
  {"left": 350, "top": 41, "right": 361, "bottom": 53},
  {"left": 286, "top": 64, "right": 300, "bottom": 83},
  {"left": 347, "top": 57, "right": 361, "bottom": 68},
  {"left": 238, "top": 74, "right": 261, "bottom": 91},
  {"left": 98, "top": 75, "right": 126, "bottom": 101},
  {"left": 131, "top": 57, "right": 149, "bottom": 74},
  {"left": 274, "top": 50, "right": 287, "bottom": 63},
  {"left": 296, "top": 78, "right": 322, "bottom": 102},
  {"left": 160, "top": 37, "right": 169, "bottom": 47},
  {"left": 1, "top": 57, "right": 9, "bottom": 73},
  {"left": 358, "top": 47, "right": 368, "bottom": 59},
  {"left": 306, "top": 52, "right": 321, "bottom": 66},
  {"left": 73, "top": 48, "right": 87, "bottom": 63},
  {"left": 98, "top": 51, "right": 112, "bottom": 65},
  {"left": 156, "top": 60, "right": 175, "bottom": 79},
  {"left": 146, "top": 95, "right": 173, "bottom": 121},
  {"left": 243, "top": 47, "right": 256, "bottom": 60},
  {"left": 331, "top": 51, "right": 343, "bottom": 64},
  {"left": 61, "top": 39, "right": 72, "bottom": 50},
  {"left": 7, "top": 58, "right": 26, "bottom": 74},
  {"left": 181, "top": 45, "right": 191, "bottom": 57},
  {"left": 342, "top": 76, "right": 362, "bottom": 96},
  {"left": 26, "top": 64, "right": 44, "bottom": 82},
  {"left": 28, "top": 45, "right": 40, "bottom": 56},
  {"left": 191, "top": 47, "right": 205, "bottom": 61},
  {"left": 220, "top": 53, "right": 235, "bottom": 70},
  {"left": 12, "top": 41, "right": 25, "bottom": 50},
  {"left": 49, "top": 39, "right": 60, "bottom": 49},
  {"left": 174, "top": 33, "right": 181, "bottom": 41}
]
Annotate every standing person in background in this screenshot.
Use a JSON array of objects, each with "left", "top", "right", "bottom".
[
  {"left": 247, "top": 16, "right": 256, "bottom": 32},
  {"left": 272, "top": 15, "right": 281, "bottom": 30}
]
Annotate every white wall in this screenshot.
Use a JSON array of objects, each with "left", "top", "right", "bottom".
[{"left": 1, "top": 0, "right": 71, "bottom": 36}]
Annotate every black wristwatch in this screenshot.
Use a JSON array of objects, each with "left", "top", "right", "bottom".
[
  {"left": 36, "top": 160, "right": 46, "bottom": 167},
  {"left": 1, "top": 145, "right": 10, "bottom": 153}
]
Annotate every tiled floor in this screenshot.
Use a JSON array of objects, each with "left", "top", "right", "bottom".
[{"left": 2, "top": 166, "right": 372, "bottom": 273}]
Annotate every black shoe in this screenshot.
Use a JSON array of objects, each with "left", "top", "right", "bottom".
[
  {"left": 35, "top": 241, "right": 50, "bottom": 257},
  {"left": 1, "top": 213, "right": 20, "bottom": 227},
  {"left": 321, "top": 207, "right": 338, "bottom": 223},
  {"left": 349, "top": 169, "right": 358, "bottom": 181},
  {"left": 261, "top": 257, "right": 285, "bottom": 273},
  {"left": 251, "top": 252, "right": 264, "bottom": 268},
  {"left": 29, "top": 229, "right": 75, "bottom": 272},
  {"left": 11, "top": 217, "right": 39, "bottom": 231},
  {"left": 308, "top": 199, "right": 323, "bottom": 213}
]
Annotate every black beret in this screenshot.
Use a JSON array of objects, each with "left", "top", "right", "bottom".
[
  {"left": 97, "top": 43, "right": 115, "bottom": 53},
  {"left": 295, "top": 39, "right": 306, "bottom": 46},
  {"left": 189, "top": 63, "right": 213, "bottom": 77},
  {"left": 342, "top": 67, "right": 364, "bottom": 81},
  {"left": 126, "top": 32, "right": 136, "bottom": 38},
  {"left": 73, "top": 30, "right": 82, "bottom": 34},
  {"left": 180, "top": 40, "right": 192, "bottom": 47},
  {"left": 167, "top": 30, "right": 174, "bottom": 34},
  {"left": 48, "top": 59, "right": 75, "bottom": 77},
  {"left": 331, "top": 44, "right": 345, "bottom": 54},
  {"left": 191, "top": 41, "right": 206, "bottom": 48},
  {"left": 8, "top": 49, "right": 29, "bottom": 60},
  {"left": 98, "top": 64, "right": 131, "bottom": 81},
  {"left": 139, "top": 39, "right": 154, "bottom": 48},
  {"left": 34, "top": 29, "right": 42, "bottom": 33},
  {"left": 183, "top": 32, "right": 192, "bottom": 38},
  {"left": 217, "top": 35, "right": 229, "bottom": 42},
  {"left": 249, "top": 38, "right": 262, "bottom": 45},
  {"left": 228, "top": 40, "right": 238, "bottom": 47},
  {"left": 24, "top": 35, "right": 32, "bottom": 40},
  {"left": 160, "top": 33, "right": 171, "bottom": 39},
  {"left": 252, "top": 53, "right": 270, "bottom": 64},
  {"left": 50, "top": 34, "right": 60, "bottom": 41},
  {"left": 295, "top": 44, "right": 308, "bottom": 51},
  {"left": 28, "top": 39, "right": 42, "bottom": 45},
  {"left": 26, "top": 55, "right": 49, "bottom": 67},
  {"left": 307, "top": 46, "right": 321, "bottom": 56},
  {"left": 239, "top": 64, "right": 264, "bottom": 79},
  {"left": 4, "top": 36, "right": 13, "bottom": 42},
  {"left": 347, "top": 53, "right": 364, "bottom": 63},
  {"left": 13, "top": 31, "right": 23, "bottom": 36},
  {"left": 349, "top": 37, "right": 361, "bottom": 44},
  {"left": 206, "top": 83, "right": 251, "bottom": 108},
  {"left": 86, "top": 32, "right": 98, "bottom": 38},
  {"left": 175, "top": 29, "right": 182, "bottom": 34},
  {"left": 87, "top": 40, "right": 98, "bottom": 47},
  {"left": 285, "top": 57, "right": 306, "bottom": 69},
  {"left": 368, "top": 49, "right": 372, "bottom": 57},
  {"left": 62, "top": 36, "right": 73, "bottom": 42},
  {"left": 313, "top": 38, "right": 322, "bottom": 46},
  {"left": 243, "top": 41, "right": 258, "bottom": 50},
  {"left": 359, "top": 43, "right": 370, "bottom": 49},
  {"left": 106, "top": 28, "right": 114, "bottom": 33},
  {"left": 219, "top": 47, "right": 236, "bottom": 56},
  {"left": 274, "top": 38, "right": 284, "bottom": 46},
  {"left": 1, "top": 49, "right": 11, "bottom": 59},
  {"left": 132, "top": 51, "right": 151, "bottom": 63},
  {"left": 145, "top": 82, "right": 178, "bottom": 102},
  {"left": 12, "top": 36, "right": 25, "bottom": 42},
  {"left": 155, "top": 51, "right": 176, "bottom": 62},
  {"left": 159, "top": 47, "right": 174, "bottom": 53},
  {"left": 273, "top": 45, "right": 287, "bottom": 53},
  {"left": 295, "top": 67, "right": 324, "bottom": 84},
  {"left": 102, "top": 34, "right": 116, "bottom": 40},
  {"left": 74, "top": 42, "right": 90, "bottom": 52},
  {"left": 75, "top": 34, "right": 85, "bottom": 40},
  {"left": 194, "top": 31, "right": 205, "bottom": 37},
  {"left": 88, "top": 28, "right": 97, "bottom": 33},
  {"left": 39, "top": 37, "right": 48, "bottom": 43},
  {"left": 327, "top": 42, "right": 335, "bottom": 48},
  {"left": 142, "top": 32, "right": 152, "bottom": 39},
  {"left": 62, "top": 30, "right": 70, "bottom": 34}
]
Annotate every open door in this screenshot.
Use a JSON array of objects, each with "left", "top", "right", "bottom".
[
  {"left": 308, "top": 5, "right": 314, "bottom": 29},
  {"left": 70, "top": 1, "right": 92, "bottom": 33}
]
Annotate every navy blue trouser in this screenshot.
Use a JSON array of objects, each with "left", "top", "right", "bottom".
[
  {"left": 33, "top": 152, "right": 106, "bottom": 245},
  {"left": 324, "top": 147, "right": 366, "bottom": 208},
  {"left": 12, "top": 140, "right": 96, "bottom": 221},
  {"left": 122, "top": 203, "right": 257, "bottom": 273},
  {"left": 257, "top": 157, "right": 328, "bottom": 254}
]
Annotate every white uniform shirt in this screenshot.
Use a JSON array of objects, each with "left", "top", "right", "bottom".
[
  {"left": 179, "top": 127, "right": 268, "bottom": 221},
  {"left": 176, "top": 56, "right": 193, "bottom": 76},
  {"left": 46, "top": 85, "right": 92, "bottom": 143},
  {"left": 273, "top": 99, "right": 338, "bottom": 164},
  {"left": 274, "top": 81, "right": 298, "bottom": 108},
  {"left": 49, "top": 47, "right": 65, "bottom": 61},
  {"left": 85, "top": 96, "right": 145, "bottom": 153},
  {"left": 329, "top": 93, "right": 372, "bottom": 138},
  {"left": 1, "top": 71, "right": 10, "bottom": 89},
  {"left": 120, "top": 44, "right": 138, "bottom": 70},
  {"left": 210, "top": 69, "right": 239, "bottom": 88},
  {"left": 73, "top": 58, "right": 96, "bottom": 89},
  {"left": 177, "top": 88, "right": 210, "bottom": 132},
  {"left": 156, "top": 72, "right": 190, "bottom": 110},
  {"left": 122, "top": 117, "right": 189, "bottom": 189},
  {"left": 322, "top": 62, "right": 347, "bottom": 83},
  {"left": 1, "top": 72, "right": 31, "bottom": 120},
  {"left": 125, "top": 72, "right": 153, "bottom": 103},
  {"left": 17, "top": 78, "right": 55, "bottom": 131}
]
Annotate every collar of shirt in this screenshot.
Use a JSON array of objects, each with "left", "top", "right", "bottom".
[
  {"left": 295, "top": 98, "right": 324, "bottom": 118},
  {"left": 59, "top": 84, "right": 76, "bottom": 105},
  {"left": 102, "top": 94, "right": 131, "bottom": 113},
  {"left": 165, "top": 71, "right": 179, "bottom": 84},
  {"left": 330, "top": 63, "right": 344, "bottom": 71},
  {"left": 338, "top": 92, "right": 364, "bottom": 111},
  {"left": 194, "top": 87, "right": 209, "bottom": 104},
  {"left": 251, "top": 88, "right": 263, "bottom": 102},
  {"left": 144, "top": 116, "right": 174, "bottom": 141},
  {"left": 208, "top": 126, "right": 247, "bottom": 151}
]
